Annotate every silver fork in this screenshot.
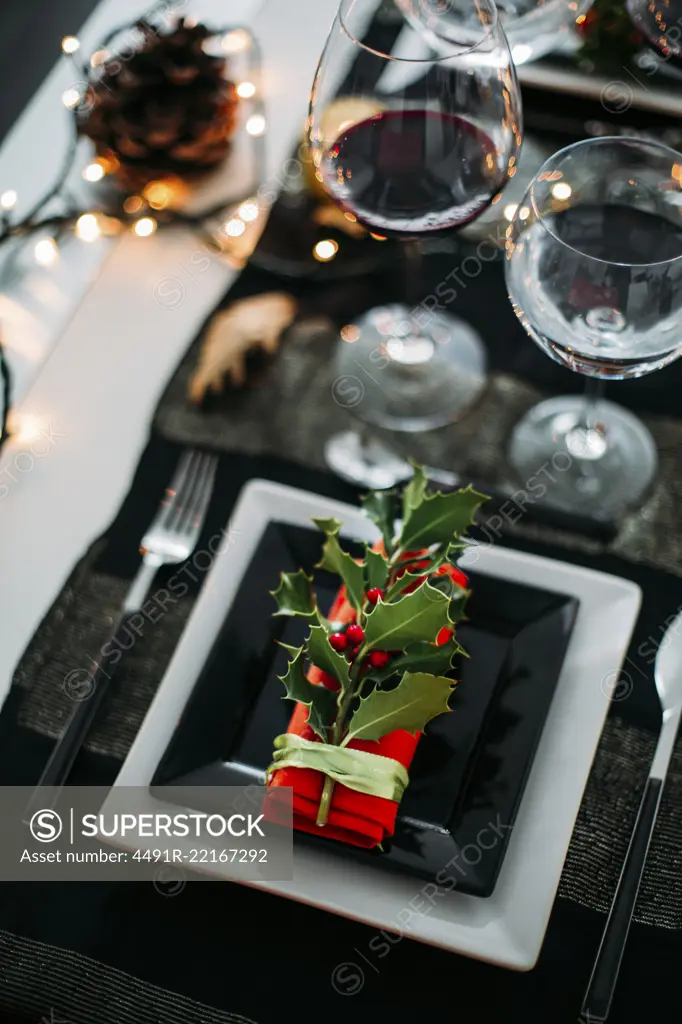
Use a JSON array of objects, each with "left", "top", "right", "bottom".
[{"left": 24, "top": 449, "right": 217, "bottom": 818}]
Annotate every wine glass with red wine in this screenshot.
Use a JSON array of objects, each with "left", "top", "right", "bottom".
[
  {"left": 308, "top": 0, "right": 522, "bottom": 487},
  {"left": 505, "top": 136, "right": 682, "bottom": 518}
]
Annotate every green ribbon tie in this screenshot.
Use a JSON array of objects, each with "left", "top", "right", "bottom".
[{"left": 266, "top": 733, "right": 409, "bottom": 803}]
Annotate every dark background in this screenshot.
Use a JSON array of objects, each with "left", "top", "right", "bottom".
[{"left": 0, "top": 0, "right": 98, "bottom": 146}]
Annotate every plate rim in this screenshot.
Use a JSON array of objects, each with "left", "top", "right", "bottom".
[
  {"left": 154, "top": 521, "right": 582, "bottom": 897},
  {"left": 110, "top": 478, "right": 642, "bottom": 970}
]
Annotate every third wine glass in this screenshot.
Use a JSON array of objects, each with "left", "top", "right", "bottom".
[{"left": 505, "top": 136, "right": 682, "bottom": 517}]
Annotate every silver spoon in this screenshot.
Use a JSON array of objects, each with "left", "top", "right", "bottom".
[{"left": 580, "top": 609, "right": 682, "bottom": 1022}]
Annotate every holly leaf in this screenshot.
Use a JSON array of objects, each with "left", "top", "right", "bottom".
[
  {"left": 426, "top": 570, "right": 470, "bottom": 623},
  {"left": 312, "top": 517, "right": 342, "bottom": 536},
  {"left": 366, "top": 639, "right": 462, "bottom": 685},
  {"left": 306, "top": 623, "right": 350, "bottom": 692},
  {"left": 271, "top": 569, "right": 316, "bottom": 619},
  {"left": 342, "top": 670, "right": 455, "bottom": 745},
  {"left": 361, "top": 490, "right": 397, "bottom": 553},
  {"left": 449, "top": 588, "right": 470, "bottom": 624},
  {"left": 365, "top": 547, "right": 389, "bottom": 591},
  {"left": 316, "top": 533, "right": 365, "bottom": 613},
  {"left": 399, "top": 486, "right": 488, "bottom": 551},
  {"left": 364, "top": 580, "right": 450, "bottom": 650},
  {"left": 278, "top": 644, "right": 336, "bottom": 741},
  {"left": 402, "top": 462, "right": 428, "bottom": 521},
  {"left": 384, "top": 570, "right": 427, "bottom": 603}
]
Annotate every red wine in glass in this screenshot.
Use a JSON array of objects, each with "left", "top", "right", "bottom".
[
  {"left": 320, "top": 109, "right": 505, "bottom": 238},
  {"left": 307, "top": 0, "right": 521, "bottom": 470}
]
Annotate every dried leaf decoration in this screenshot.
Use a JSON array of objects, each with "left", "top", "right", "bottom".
[{"left": 188, "top": 292, "right": 298, "bottom": 402}]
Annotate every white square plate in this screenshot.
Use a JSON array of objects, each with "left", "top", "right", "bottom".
[{"left": 111, "top": 479, "right": 641, "bottom": 970}]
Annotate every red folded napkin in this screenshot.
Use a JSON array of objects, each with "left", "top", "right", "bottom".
[
  {"left": 266, "top": 587, "right": 420, "bottom": 848},
  {"left": 265, "top": 555, "right": 467, "bottom": 849}
]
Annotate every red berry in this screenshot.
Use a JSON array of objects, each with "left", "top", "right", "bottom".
[
  {"left": 437, "top": 564, "right": 468, "bottom": 589},
  {"left": 436, "top": 627, "right": 454, "bottom": 647},
  {"left": 368, "top": 650, "right": 391, "bottom": 669},
  {"left": 366, "top": 587, "right": 384, "bottom": 605},
  {"left": 345, "top": 624, "right": 365, "bottom": 645},
  {"left": 347, "top": 646, "right": 360, "bottom": 662},
  {"left": 329, "top": 632, "right": 347, "bottom": 652}
]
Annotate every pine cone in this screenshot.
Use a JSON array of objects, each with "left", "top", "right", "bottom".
[{"left": 78, "top": 17, "right": 239, "bottom": 191}]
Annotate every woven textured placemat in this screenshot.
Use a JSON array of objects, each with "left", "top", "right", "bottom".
[
  {"left": 0, "top": 929, "right": 257, "bottom": 1024},
  {"left": 13, "top": 549, "right": 193, "bottom": 763},
  {"left": 155, "top": 320, "right": 682, "bottom": 578}
]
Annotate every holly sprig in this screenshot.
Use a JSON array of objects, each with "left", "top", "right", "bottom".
[{"left": 270, "top": 464, "right": 488, "bottom": 825}]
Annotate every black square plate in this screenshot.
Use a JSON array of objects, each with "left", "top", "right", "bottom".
[{"left": 153, "top": 521, "right": 579, "bottom": 896}]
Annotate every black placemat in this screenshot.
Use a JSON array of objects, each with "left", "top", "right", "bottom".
[{"left": 1, "top": 443, "right": 682, "bottom": 1024}]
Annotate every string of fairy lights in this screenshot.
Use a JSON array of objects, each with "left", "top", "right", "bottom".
[
  {"left": 0, "top": 8, "right": 355, "bottom": 453},
  {"left": 0, "top": 12, "right": 270, "bottom": 450}
]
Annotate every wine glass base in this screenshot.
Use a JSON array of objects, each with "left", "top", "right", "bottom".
[
  {"left": 333, "top": 304, "right": 487, "bottom": 431},
  {"left": 508, "top": 396, "right": 658, "bottom": 519},
  {"left": 325, "top": 431, "right": 412, "bottom": 490}
]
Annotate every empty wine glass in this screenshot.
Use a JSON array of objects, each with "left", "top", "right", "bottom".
[
  {"left": 397, "top": 0, "right": 594, "bottom": 65},
  {"left": 627, "top": 0, "right": 682, "bottom": 72},
  {"left": 308, "top": 0, "right": 522, "bottom": 485},
  {"left": 505, "top": 136, "right": 682, "bottom": 518}
]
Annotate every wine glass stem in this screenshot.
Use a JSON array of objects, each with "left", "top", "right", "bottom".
[
  {"left": 580, "top": 378, "right": 605, "bottom": 433},
  {"left": 403, "top": 238, "right": 423, "bottom": 315},
  {"left": 399, "top": 239, "right": 439, "bottom": 366},
  {"left": 565, "top": 378, "right": 608, "bottom": 463}
]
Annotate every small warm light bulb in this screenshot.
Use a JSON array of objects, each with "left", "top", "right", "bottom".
[
  {"left": 222, "top": 29, "right": 251, "bottom": 53},
  {"left": 98, "top": 215, "right": 122, "bottom": 236},
  {"left": 503, "top": 203, "right": 519, "bottom": 221},
  {"left": 143, "top": 181, "right": 174, "bottom": 210},
  {"left": 62, "top": 36, "right": 80, "bottom": 55},
  {"left": 552, "top": 182, "right": 572, "bottom": 201},
  {"left": 83, "top": 162, "right": 105, "bottom": 183},
  {"left": 133, "top": 216, "right": 157, "bottom": 237},
  {"left": 518, "top": 205, "right": 531, "bottom": 221},
  {"left": 237, "top": 81, "right": 257, "bottom": 99},
  {"left": 90, "top": 49, "right": 109, "bottom": 67},
  {"left": 62, "top": 88, "right": 81, "bottom": 109},
  {"left": 123, "top": 195, "right": 144, "bottom": 214},
  {"left": 245, "top": 114, "right": 266, "bottom": 137},
  {"left": 34, "top": 238, "right": 59, "bottom": 267},
  {"left": 238, "top": 201, "right": 259, "bottom": 223},
  {"left": 75, "top": 213, "right": 101, "bottom": 242},
  {"left": 313, "top": 239, "right": 339, "bottom": 262},
  {"left": 224, "top": 218, "right": 246, "bottom": 237},
  {"left": 10, "top": 413, "right": 43, "bottom": 445},
  {"left": 340, "top": 324, "right": 360, "bottom": 343},
  {"left": 0, "top": 189, "right": 17, "bottom": 211}
]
